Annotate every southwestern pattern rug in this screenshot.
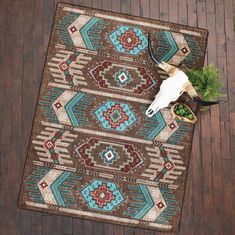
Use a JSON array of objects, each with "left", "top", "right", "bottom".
[{"left": 18, "top": 3, "right": 208, "bottom": 232}]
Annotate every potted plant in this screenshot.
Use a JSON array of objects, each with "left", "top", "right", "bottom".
[
  {"left": 185, "top": 64, "right": 224, "bottom": 104},
  {"left": 171, "top": 65, "right": 224, "bottom": 123},
  {"left": 171, "top": 103, "right": 197, "bottom": 124}
]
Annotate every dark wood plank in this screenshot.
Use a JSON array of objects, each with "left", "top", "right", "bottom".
[
  {"left": 93, "top": 0, "right": 103, "bottom": 9},
  {"left": 149, "top": 0, "right": 159, "bottom": 20},
  {"left": 191, "top": 120, "right": 204, "bottom": 235},
  {"left": 62, "top": 217, "right": 72, "bottom": 235},
  {"left": 222, "top": 160, "right": 233, "bottom": 235},
  {"left": 43, "top": 0, "right": 55, "bottom": 53},
  {"left": 169, "top": 0, "right": 178, "bottom": 23},
  {"left": 103, "top": 0, "right": 112, "bottom": 11},
  {"left": 0, "top": 0, "right": 12, "bottom": 145},
  {"left": 111, "top": 0, "right": 121, "bottom": 13},
  {"left": 140, "top": 0, "right": 149, "bottom": 17},
  {"left": 8, "top": 2, "right": 23, "bottom": 147},
  {"left": 83, "top": 220, "right": 93, "bottom": 235},
  {"left": 206, "top": 1, "right": 224, "bottom": 235},
  {"left": 113, "top": 225, "right": 124, "bottom": 235},
  {"left": 159, "top": 0, "right": 168, "bottom": 21},
  {"left": 0, "top": 0, "right": 5, "bottom": 143},
  {"left": 187, "top": 0, "right": 197, "bottom": 27},
  {"left": 0, "top": 0, "right": 23, "bottom": 235},
  {"left": 83, "top": 0, "right": 93, "bottom": 7},
  {"left": 21, "top": 0, "right": 36, "bottom": 151},
  {"left": 31, "top": 213, "right": 43, "bottom": 235},
  {"left": 121, "top": 0, "right": 131, "bottom": 14},
  {"left": 131, "top": 0, "right": 140, "bottom": 16},
  {"left": 1, "top": 146, "right": 21, "bottom": 235},
  {"left": 72, "top": 218, "right": 84, "bottom": 235},
  {"left": 178, "top": 0, "right": 187, "bottom": 25}
]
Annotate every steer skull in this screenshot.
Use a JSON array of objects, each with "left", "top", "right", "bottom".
[{"left": 146, "top": 34, "right": 223, "bottom": 117}]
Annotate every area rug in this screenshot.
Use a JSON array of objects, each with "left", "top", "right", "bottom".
[{"left": 18, "top": 3, "right": 208, "bottom": 232}]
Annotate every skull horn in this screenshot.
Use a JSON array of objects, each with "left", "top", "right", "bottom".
[
  {"left": 148, "top": 33, "right": 161, "bottom": 65},
  {"left": 148, "top": 33, "right": 179, "bottom": 76},
  {"left": 183, "top": 81, "right": 224, "bottom": 106},
  {"left": 192, "top": 96, "right": 224, "bottom": 106}
]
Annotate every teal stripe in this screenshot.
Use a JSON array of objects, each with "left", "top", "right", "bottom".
[
  {"left": 162, "top": 31, "right": 178, "bottom": 62},
  {"left": 51, "top": 172, "right": 71, "bottom": 207},
  {"left": 80, "top": 18, "right": 100, "bottom": 49},
  {"left": 64, "top": 92, "right": 85, "bottom": 126},
  {"left": 147, "top": 112, "right": 166, "bottom": 140},
  {"left": 133, "top": 185, "right": 154, "bottom": 219}
]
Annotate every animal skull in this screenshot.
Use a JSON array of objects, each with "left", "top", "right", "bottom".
[{"left": 146, "top": 34, "right": 223, "bottom": 117}]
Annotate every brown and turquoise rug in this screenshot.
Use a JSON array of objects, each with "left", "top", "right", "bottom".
[{"left": 18, "top": 3, "right": 208, "bottom": 232}]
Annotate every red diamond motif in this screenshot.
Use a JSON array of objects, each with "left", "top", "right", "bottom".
[
  {"left": 90, "top": 183, "right": 115, "bottom": 207},
  {"left": 44, "top": 140, "right": 55, "bottom": 150},
  {"left": 163, "top": 161, "right": 174, "bottom": 171},
  {"left": 102, "top": 104, "right": 128, "bottom": 128},
  {"left": 39, "top": 180, "right": 48, "bottom": 189},
  {"left": 181, "top": 46, "right": 189, "bottom": 55},
  {"left": 59, "top": 62, "right": 69, "bottom": 71},
  {"left": 118, "top": 29, "right": 141, "bottom": 51},
  {"left": 156, "top": 201, "right": 165, "bottom": 209},
  {"left": 69, "top": 25, "right": 77, "bottom": 33},
  {"left": 54, "top": 101, "right": 63, "bottom": 110},
  {"left": 168, "top": 122, "right": 176, "bottom": 130}
]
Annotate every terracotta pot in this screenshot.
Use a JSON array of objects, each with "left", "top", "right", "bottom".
[{"left": 171, "top": 103, "right": 197, "bottom": 124}]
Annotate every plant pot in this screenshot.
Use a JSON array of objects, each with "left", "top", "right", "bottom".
[{"left": 171, "top": 103, "right": 197, "bottom": 124}]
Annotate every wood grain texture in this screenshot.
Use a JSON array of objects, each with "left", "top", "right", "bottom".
[{"left": 0, "top": 0, "right": 234, "bottom": 234}]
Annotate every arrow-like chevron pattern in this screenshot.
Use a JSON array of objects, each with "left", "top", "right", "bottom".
[
  {"left": 124, "top": 184, "right": 179, "bottom": 224},
  {"left": 154, "top": 30, "right": 203, "bottom": 67},
  {"left": 39, "top": 89, "right": 95, "bottom": 127},
  {"left": 56, "top": 12, "right": 109, "bottom": 49},
  {"left": 25, "top": 167, "right": 80, "bottom": 207},
  {"left": 155, "top": 188, "right": 180, "bottom": 225}
]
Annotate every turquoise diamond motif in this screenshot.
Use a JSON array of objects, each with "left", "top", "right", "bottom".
[
  {"left": 108, "top": 26, "right": 148, "bottom": 55},
  {"left": 99, "top": 146, "right": 119, "bottom": 165},
  {"left": 93, "top": 101, "right": 138, "bottom": 132},
  {"left": 80, "top": 179, "right": 125, "bottom": 212},
  {"left": 114, "top": 68, "right": 132, "bottom": 87}
]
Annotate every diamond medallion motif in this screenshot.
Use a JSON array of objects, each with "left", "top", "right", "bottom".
[
  {"left": 108, "top": 26, "right": 148, "bottom": 55},
  {"left": 114, "top": 68, "right": 132, "bottom": 87},
  {"left": 93, "top": 101, "right": 138, "bottom": 132},
  {"left": 80, "top": 179, "right": 125, "bottom": 211},
  {"left": 100, "top": 146, "right": 119, "bottom": 165}
]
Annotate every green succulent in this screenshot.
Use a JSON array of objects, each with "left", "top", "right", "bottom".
[{"left": 186, "top": 64, "right": 224, "bottom": 101}]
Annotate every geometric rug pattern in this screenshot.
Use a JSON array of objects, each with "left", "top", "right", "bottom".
[{"left": 18, "top": 3, "right": 208, "bottom": 232}]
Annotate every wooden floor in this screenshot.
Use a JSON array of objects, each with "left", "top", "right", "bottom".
[{"left": 0, "top": 0, "right": 235, "bottom": 234}]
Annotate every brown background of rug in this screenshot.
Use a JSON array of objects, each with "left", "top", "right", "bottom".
[{"left": 0, "top": 0, "right": 235, "bottom": 235}]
